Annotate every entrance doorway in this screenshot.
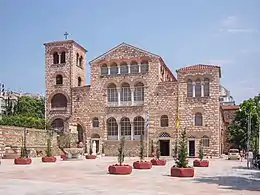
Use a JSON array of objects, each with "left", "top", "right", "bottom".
[
  {"left": 159, "top": 140, "right": 170, "bottom": 156},
  {"left": 188, "top": 140, "right": 195, "bottom": 157}
]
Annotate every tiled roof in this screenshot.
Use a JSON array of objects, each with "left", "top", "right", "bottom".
[
  {"left": 177, "top": 64, "right": 220, "bottom": 72},
  {"left": 221, "top": 105, "right": 239, "bottom": 110}
]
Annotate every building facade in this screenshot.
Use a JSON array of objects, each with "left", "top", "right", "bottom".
[{"left": 45, "top": 40, "right": 226, "bottom": 157}]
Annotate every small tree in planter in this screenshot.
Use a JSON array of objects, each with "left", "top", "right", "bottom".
[
  {"left": 193, "top": 140, "right": 209, "bottom": 167},
  {"left": 173, "top": 140, "right": 178, "bottom": 158},
  {"left": 86, "top": 140, "right": 97, "bottom": 159},
  {"left": 14, "top": 128, "right": 32, "bottom": 165},
  {"left": 149, "top": 140, "right": 155, "bottom": 157},
  {"left": 108, "top": 136, "right": 132, "bottom": 175},
  {"left": 151, "top": 140, "right": 166, "bottom": 166},
  {"left": 42, "top": 132, "right": 57, "bottom": 163},
  {"left": 133, "top": 133, "right": 152, "bottom": 169},
  {"left": 171, "top": 128, "right": 194, "bottom": 177}
]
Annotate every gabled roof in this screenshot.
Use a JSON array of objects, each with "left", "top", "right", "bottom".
[
  {"left": 89, "top": 42, "right": 160, "bottom": 64},
  {"left": 177, "top": 64, "right": 221, "bottom": 77},
  {"left": 43, "top": 40, "right": 87, "bottom": 52}
]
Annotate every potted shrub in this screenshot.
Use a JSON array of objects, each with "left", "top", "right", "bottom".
[
  {"left": 108, "top": 136, "right": 132, "bottom": 175},
  {"left": 133, "top": 133, "right": 152, "bottom": 169},
  {"left": 42, "top": 137, "right": 56, "bottom": 163},
  {"left": 193, "top": 140, "right": 209, "bottom": 167},
  {"left": 14, "top": 128, "right": 32, "bottom": 165},
  {"left": 151, "top": 141, "right": 166, "bottom": 166},
  {"left": 149, "top": 140, "right": 155, "bottom": 157},
  {"left": 86, "top": 140, "right": 97, "bottom": 159},
  {"left": 171, "top": 129, "right": 194, "bottom": 177}
]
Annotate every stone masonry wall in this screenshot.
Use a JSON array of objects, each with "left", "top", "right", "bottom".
[{"left": 0, "top": 125, "right": 60, "bottom": 156}]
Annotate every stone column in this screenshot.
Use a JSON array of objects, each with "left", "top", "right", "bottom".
[
  {"left": 118, "top": 66, "right": 121, "bottom": 74},
  {"left": 118, "top": 123, "right": 121, "bottom": 140},
  {"left": 58, "top": 54, "right": 61, "bottom": 64},
  {"left": 201, "top": 82, "right": 204, "bottom": 97},
  {"left": 138, "top": 64, "right": 141, "bottom": 73},
  {"left": 131, "top": 121, "right": 134, "bottom": 140},
  {"left": 130, "top": 88, "right": 134, "bottom": 106},
  {"left": 192, "top": 82, "right": 196, "bottom": 97},
  {"left": 108, "top": 67, "right": 111, "bottom": 75},
  {"left": 117, "top": 88, "right": 121, "bottom": 106},
  {"left": 128, "top": 64, "right": 131, "bottom": 73}
]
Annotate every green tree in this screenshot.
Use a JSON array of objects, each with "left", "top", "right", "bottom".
[
  {"left": 198, "top": 140, "right": 204, "bottom": 161},
  {"left": 118, "top": 136, "right": 125, "bottom": 166},
  {"left": 139, "top": 133, "right": 144, "bottom": 161},
  {"left": 175, "top": 129, "right": 188, "bottom": 168},
  {"left": 229, "top": 94, "right": 260, "bottom": 153}
]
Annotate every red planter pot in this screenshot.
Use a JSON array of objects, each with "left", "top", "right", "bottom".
[
  {"left": 14, "top": 158, "right": 32, "bottom": 165},
  {"left": 108, "top": 164, "right": 132, "bottom": 175},
  {"left": 151, "top": 159, "right": 166, "bottom": 166},
  {"left": 193, "top": 159, "right": 209, "bottom": 167},
  {"left": 133, "top": 161, "right": 152, "bottom": 169},
  {"left": 171, "top": 167, "right": 194, "bottom": 177},
  {"left": 86, "top": 155, "right": 97, "bottom": 159},
  {"left": 42, "top": 156, "right": 57, "bottom": 163}
]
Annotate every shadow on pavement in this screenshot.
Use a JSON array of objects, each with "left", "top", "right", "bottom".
[{"left": 193, "top": 175, "right": 260, "bottom": 191}]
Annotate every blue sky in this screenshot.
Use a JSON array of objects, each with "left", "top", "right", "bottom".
[{"left": 0, "top": 0, "right": 259, "bottom": 103}]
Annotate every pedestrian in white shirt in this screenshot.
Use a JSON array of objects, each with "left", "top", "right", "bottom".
[{"left": 247, "top": 150, "right": 254, "bottom": 169}]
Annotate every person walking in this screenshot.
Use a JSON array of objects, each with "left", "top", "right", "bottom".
[
  {"left": 247, "top": 150, "right": 254, "bottom": 169},
  {"left": 240, "top": 150, "right": 243, "bottom": 162}
]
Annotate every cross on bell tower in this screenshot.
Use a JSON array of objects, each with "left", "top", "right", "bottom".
[{"left": 64, "top": 32, "right": 69, "bottom": 40}]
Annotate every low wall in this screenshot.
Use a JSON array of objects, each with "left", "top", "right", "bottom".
[{"left": 0, "top": 125, "right": 60, "bottom": 157}]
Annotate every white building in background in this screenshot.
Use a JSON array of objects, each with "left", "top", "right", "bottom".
[{"left": 219, "top": 85, "right": 235, "bottom": 105}]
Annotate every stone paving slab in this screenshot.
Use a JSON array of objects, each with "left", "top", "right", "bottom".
[{"left": 0, "top": 157, "right": 259, "bottom": 194}]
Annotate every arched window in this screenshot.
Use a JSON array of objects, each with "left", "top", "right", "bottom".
[
  {"left": 107, "top": 117, "right": 118, "bottom": 140},
  {"left": 110, "top": 62, "right": 118, "bottom": 75},
  {"left": 134, "top": 116, "right": 144, "bottom": 139},
  {"left": 53, "top": 52, "right": 59, "bottom": 64},
  {"left": 160, "top": 115, "right": 169, "bottom": 127},
  {"left": 79, "top": 56, "right": 83, "bottom": 67},
  {"left": 120, "top": 62, "right": 128, "bottom": 74},
  {"left": 76, "top": 53, "right": 79, "bottom": 66},
  {"left": 120, "top": 82, "right": 131, "bottom": 102},
  {"left": 101, "top": 64, "right": 108, "bottom": 75},
  {"left": 107, "top": 83, "right": 118, "bottom": 103},
  {"left": 130, "top": 61, "right": 139, "bottom": 73},
  {"left": 77, "top": 124, "right": 84, "bottom": 143},
  {"left": 78, "top": 77, "right": 82, "bottom": 86},
  {"left": 187, "top": 79, "right": 193, "bottom": 97},
  {"left": 204, "top": 78, "right": 210, "bottom": 97},
  {"left": 134, "top": 82, "right": 144, "bottom": 101},
  {"left": 56, "top": 75, "right": 63, "bottom": 85},
  {"left": 195, "top": 112, "right": 203, "bottom": 126},
  {"left": 92, "top": 117, "right": 99, "bottom": 128},
  {"left": 51, "top": 93, "right": 67, "bottom": 108},
  {"left": 195, "top": 79, "right": 201, "bottom": 97},
  {"left": 201, "top": 135, "right": 210, "bottom": 147},
  {"left": 141, "top": 60, "right": 149, "bottom": 73},
  {"left": 120, "top": 117, "right": 131, "bottom": 139},
  {"left": 51, "top": 118, "right": 64, "bottom": 132},
  {"left": 61, "top": 51, "right": 66, "bottom": 63}
]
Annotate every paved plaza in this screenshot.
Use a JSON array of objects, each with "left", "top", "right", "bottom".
[{"left": 0, "top": 157, "right": 259, "bottom": 195}]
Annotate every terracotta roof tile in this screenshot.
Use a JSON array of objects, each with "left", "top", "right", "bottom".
[
  {"left": 177, "top": 64, "right": 220, "bottom": 72},
  {"left": 221, "top": 105, "right": 239, "bottom": 110}
]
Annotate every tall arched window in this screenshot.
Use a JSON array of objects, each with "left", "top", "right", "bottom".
[
  {"left": 92, "top": 117, "right": 99, "bottom": 127},
  {"left": 120, "top": 62, "right": 128, "bottom": 74},
  {"left": 107, "top": 83, "right": 118, "bottom": 103},
  {"left": 76, "top": 53, "right": 79, "bottom": 66},
  {"left": 110, "top": 62, "right": 118, "bottom": 75},
  {"left": 160, "top": 115, "right": 169, "bottom": 127},
  {"left": 130, "top": 61, "right": 139, "bottom": 73},
  {"left": 195, "top": 79, "right": 201, "bottom": 97},
  {"left": 77, "top": 124, "right": 84, "bottom": 143},
  {"left": 51, "top": 118, "right": 64, "bottom": 132},
  {"left": 56, "top": 75, "right": 63, "bottom": 85},
  {"left": 78, "top": 77, "right": 82, "bottom": 86},
  {"left": 107, "top": 117, "right": 118, "bottom": 140},
  {"left": 120, "top": 83, "right": 131, "bottom": 102},
  {"left": 134, "top": 82, "right": 144, "bottom": 101},
  {"left": 201, "top": 135, "right": 210, "bottom": 147},
  {"left": 53, "top": 52, "right": 59, "bottom": 64},
  {"left": 101, "top": 64, "right": 108, "bottom": 75},
  {"left": 61, "top": 51, "right": 66, "bottom": 63},
  {"left": 195, "top": 112, "right": 203, "bottom": 126},
  {"left": 134, "top": 116, "right": 144, "bottom": 139},
  {"left": 51, "top": 93, "right": 67, "bottom": 108},
  {"left": 204, "top": 78, "right": 210, "bottom": 97},
  {"left": 187, "top": 79, "right": 193, "bottom": 97},
  {"left": 79, "top": 56, "right": 83, "bottom": 67},
  {"left": 120, "top": 117, "right": 131, "bottom": 139},
  {"left": 141, "top": 60, "right": 149, "bottom": 73}
]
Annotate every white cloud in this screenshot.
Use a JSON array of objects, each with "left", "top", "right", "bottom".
[{"left": 222, "top": 16, "right": 237, "bottom": 27}]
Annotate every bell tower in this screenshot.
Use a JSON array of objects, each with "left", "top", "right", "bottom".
[{"left": 44, "top": 36, "right": 87, "bottom": 133}]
